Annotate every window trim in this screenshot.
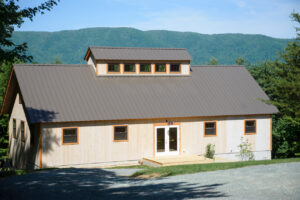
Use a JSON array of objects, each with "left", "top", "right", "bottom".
[
  {"left": 169, "top": 63, "right": 182, "bottom": 74},
  {"left": 21, "top": 120, "right": 25, "bottom": 142},
  {"left": 244, "top": 119, "right": 257, "bottom": 135},
  {"left": 113, "top": 125, "right": 129, "bottom": 142},
  {"left": 123, "top": 63, "right": 136, "bottom": 74},
  {"left": 203, "top": 121, "right": 217, "bottom": 137},
  {"left": 61, "top": 127, "right": 79, "bottom": 145},
  {"left": 13, "top": 118, "right": 17, "bottom": 139},
  {"left": 139, "top": 63, "right": 152, "bottom": 74},
  {"left": 155, "top": 63, "right": 167, "bottom": 74},
  {"left": 107, "top": 63, "right": 121, "bottom": 74}
]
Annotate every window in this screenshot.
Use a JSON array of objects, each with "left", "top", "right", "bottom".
[
  {"left": 204, "top": 122, "right": 217, "bottom": 136},
  {"left": 21, "top": 121, "right": 25, "bottom": 142},
  {"left": 108, "top": 64, "right": 120, "bottom": 72},
  {"left": 62, "top": 128, "right": 78, "bottom": 144},
  {"left": 114, "top": 126, "right": 128, "bottom": 141},
  {"left": 140, "top": 64, "right": 151, "bottom": 73},
  {"left": 170, "top": 64, "right": 180, "bottom": 72},
  {"left": 124, "top": 64, "right": 136, "bottom": 73},
  {"left": 13, "top": 119, "right": 17, "bottom": 139},
  {"left": 19, "top": 95, "right": 22, "bottom": 104},
  {"left": 245, "top": 120, "right": 256, "bottom": 134},
  {"left": 155, "top": 64, "right": 166, "bottom": 72}
]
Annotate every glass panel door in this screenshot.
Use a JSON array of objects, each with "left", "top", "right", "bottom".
[
  {"left": 156, "top": 128, "right": 165, "bottom": 152},
  {"left": 169, "top": 127, "right": 178, "bottom": 152}
]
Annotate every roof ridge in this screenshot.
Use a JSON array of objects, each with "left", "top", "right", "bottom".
[
  {"left": 192, "top": 65, "right": 244, "bottom": 67},
  {"left": 89, "top": 46, "right": 187, "bottom": 50},
  {"left": 14, "top": 64, "right": 89, "bottom": 67}
]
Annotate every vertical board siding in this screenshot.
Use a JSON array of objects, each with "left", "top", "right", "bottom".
[{"left": 41, "top": 115, "right": 271, "bottom": 167}]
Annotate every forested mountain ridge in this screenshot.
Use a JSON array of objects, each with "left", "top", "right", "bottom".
[{"left": 11, "top": 27, "right": 291, "bottom": 64}]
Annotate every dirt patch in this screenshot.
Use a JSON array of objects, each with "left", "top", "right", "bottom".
[{"left": 136, "top": 173, "right": 162, "bottom": 179}]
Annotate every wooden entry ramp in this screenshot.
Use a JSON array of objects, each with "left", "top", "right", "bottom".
[{"left": 142, "top": 155, "right": 214, "bottom": 167}]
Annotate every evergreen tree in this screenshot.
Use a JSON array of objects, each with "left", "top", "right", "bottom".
[
  {"left": 248, "top": 12, "right": 300, "bottom": 158},
  {"left": 208, "top": 57, "right": 218, "bottom": 65}
]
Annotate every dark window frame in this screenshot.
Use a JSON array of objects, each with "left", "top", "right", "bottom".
[
  {"left": 155, "top": 64, "right": 167, "bottom": 73},
  {"left": 139, "top": 64, "right": 152, "bottom": 73},
  {"left": 62, "top": 127, "right": 79, "bottom": 145},
  {"left": 124, "top": 63, "right": 136, "bottom": 73},
  {"left": 21, "top": 120, "right": 25, "bottom": 142},
  {"left": 204, "top": 121, "right": 217, "bottom": 136},
  {"left": 13, "top": 118, "right": 17, "bottom": 139},
  {"left": 170, "top": 64, "right": 181, "bottom": 73},
  {"left": 107, "top": 63, "right": 120, "bottom": 73},
  {"left": 245, "top": 120, "right": 256, "bottom": 134},
  {"left": 113, "top": 125, "right": 128, "bottom": 142}
]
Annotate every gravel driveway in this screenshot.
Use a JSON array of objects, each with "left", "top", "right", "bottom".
[{"left": 0, "top": 162, "right": 299, "bottom": 200}]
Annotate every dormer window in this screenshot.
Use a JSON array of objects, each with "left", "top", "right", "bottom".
[
  {"left": 84, "top": 47, "right": 192, "bottom": 76},
  {"left": 124, "top": 64, "right": 136, "bottom": 73},
  {"left": 140, "top": 64, "right": 151, "bottom": 73},
  {"left": 170, "top": 64, "right": 181, "bottom": 73},
  {"left": 155, "top": 64, "right": 166, "bottom": 73},
  {"left": 108, "top": 64, "right": 120, "bottom": 73}
]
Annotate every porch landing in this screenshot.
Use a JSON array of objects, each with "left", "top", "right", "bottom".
[{"left": 142, "top": 155, "right": 217, "bottom": 167}]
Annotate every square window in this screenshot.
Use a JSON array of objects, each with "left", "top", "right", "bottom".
[
  {"left": 140, "top": 64, "right": 151, "bottom": 72},
  {"left": 245, "top": 120, "right": 256, "bottom": 134},
  {"left": 170, "top": 64, "right": 180, "bottom": 72},
  {"left": 124, "top": 64, "right": 135, "bottom": 72},
  {"left": 114, "top": 126, "right": 128, "bottom": 141},
  {"left": 204, "top": 122, "right": 217, "bottom": 136},
  {"left": 155, "top": 64, "right": 166, "bottom": 72},
  {"left": 108, "top": 64, "right": 120, "bottom": 72},
  {"left": 62, "top": 128, "right": 78, "bottom": 144}
]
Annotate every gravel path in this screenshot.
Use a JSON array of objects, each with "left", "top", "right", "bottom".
[{"left": 0, "top": 162, "right": 299, "bottom": 200}]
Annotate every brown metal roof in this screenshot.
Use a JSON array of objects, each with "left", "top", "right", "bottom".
[
  {"left": 84, "top": 46, "right": 192, "bottom": 61},
  {"left": 11, "top": 64, "right": 277, "bottom": 123}
]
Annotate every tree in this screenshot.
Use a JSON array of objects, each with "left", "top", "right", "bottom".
[
  {"left": 208, "top": 57, "right": 218, "bottom": 65},
  {"left": 0, "top": 0, "right": 59, "bottom": 160},
  {"left": 247, "top": 12, "right": 300, "bottom": 158},
  {"left": 51, "top": 57, "right": 63, "bottom": 64},
  {"left": 235, "top": 57, "right": 249, "bottom": 66},
  {"left": 0, "top": 0, "right": 59, "bottom": 64}
]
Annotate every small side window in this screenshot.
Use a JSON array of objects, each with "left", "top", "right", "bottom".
[
  {"left": 13, "top": 119, "right": 17, "bottom": 139},
  {"left": 62, "top": 128, "right": 78, "bottom": 144},
  {"left": 204, "top": 122, "right": 217, "bottom": 136},
  {"left": 245, "top": 120, "right": 256, "bottom": 134},
  {"left": 21, "top": 121, "right": 25, "bottom": 142},
  {"left": 114, "top": 126, "right": 128, "bottom": 142}
]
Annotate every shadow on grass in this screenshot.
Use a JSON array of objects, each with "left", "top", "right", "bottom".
[{"left": 0, "top": 168, "right": 228, "bottom": 200}]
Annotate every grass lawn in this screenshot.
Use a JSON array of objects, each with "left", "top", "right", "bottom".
[{"left": 132, "top": 157, "right": 300, "bottom": 178}]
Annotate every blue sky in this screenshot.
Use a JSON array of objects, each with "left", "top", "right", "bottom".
[{"left": 17, "top": 0, "right": 300, "bottom": 39}]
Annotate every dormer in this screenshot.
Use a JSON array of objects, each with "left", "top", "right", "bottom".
[{"left": 84, "top": 46, "right": 192, "bottom": 76}]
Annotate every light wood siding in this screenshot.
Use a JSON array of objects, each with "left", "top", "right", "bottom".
[
  {"left": 9, "top": 93, "right": 40, "bottom": 169},
  {"left": 40, "top": 115, "right": 271, "bottom": 168}
]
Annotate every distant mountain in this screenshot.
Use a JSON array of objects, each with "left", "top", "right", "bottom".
[{"left": 11, "top": 27, "right": 291, "bottom": 65}]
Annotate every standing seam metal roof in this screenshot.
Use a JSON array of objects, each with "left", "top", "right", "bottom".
[
  {"left": 86, "top": 46, "right": 192, "bottom": 61},
  {"left": 13, "top": 64, "right": 278, "bottom": 123}
]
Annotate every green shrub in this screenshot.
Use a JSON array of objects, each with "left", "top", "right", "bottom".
[
  {"left": 205, "top": 143, "right": 215, "bottom": 159},
  {"left": 237, "top": 137, "right": 254, "bottom": 161}
]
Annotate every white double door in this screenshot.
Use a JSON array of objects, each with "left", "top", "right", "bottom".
[{"left": 155, "top": 125, "right": 179, "bottom": 156}]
